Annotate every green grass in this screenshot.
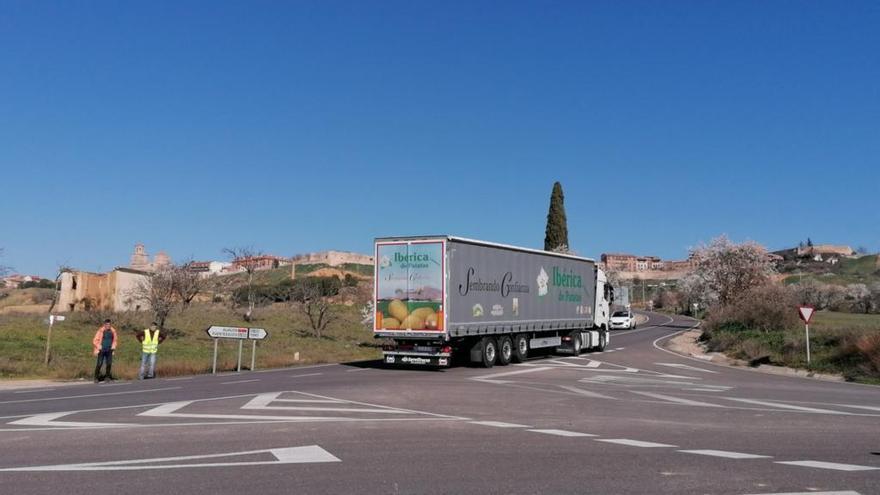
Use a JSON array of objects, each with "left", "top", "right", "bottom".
[
  {"left": 783, "top": 255, "right": 880, "bottom": 286},
  {"left": 701, "top": 311, "right": 880, "bottom": 384},
  {"left": 811, "top": 311, "right": 880, "bottom": 331},
  {"left": 0, "top": 303, "right": 381, "bottom": 380}
]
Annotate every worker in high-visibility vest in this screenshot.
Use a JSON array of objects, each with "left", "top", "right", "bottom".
[{"left": 136, "top": 322, "right": 166, "bottom": 379}]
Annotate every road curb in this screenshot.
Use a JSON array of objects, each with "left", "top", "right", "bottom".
[{"left": 659, "top": 322, "right": 846, "bottom": 383}]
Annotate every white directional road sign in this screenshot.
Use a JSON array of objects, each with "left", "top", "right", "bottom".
[
  {"left": 206, "top": 326, "right": 249, "bottom": 339},
  {"left": 798, "top": 305, "right": 816, "bottom": 324},
  {"left": 248, "top": 328, "right": 268, "bottom": 340}
]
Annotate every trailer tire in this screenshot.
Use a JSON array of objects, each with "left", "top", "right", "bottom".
[
  {"left": 497, "top": 336, "right": 513, "bottom": 366},
  {"left": 480, "top": 337, "right": 498, "bottom": 368},
  {"left": 512, "top": 334, "right": 528, "bottom": 363},
  {"left": 596, "top": 331, "right": 607, "bottom": 352},
  {"left": 570, "top": 331, "right": 582, "bottom": 356}
]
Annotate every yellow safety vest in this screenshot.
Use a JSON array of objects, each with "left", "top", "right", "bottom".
[{"left": 142, "top": 329, "right": 159, "bottom": 354}]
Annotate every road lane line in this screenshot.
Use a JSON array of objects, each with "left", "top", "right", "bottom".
[
  {"left": 726, "top": 398, "right": 852, "bottom": 415},
  {"left": 12, "top": 388, "right": 58, "bottom": 394},
  {"left": 654, "top": 363, "right": 718, "bottom": 373},
  {"left": 630, "top": 391, "right": 725, "bottom": 408},
  {"left": 471, "top": 367, "right": 553, "bottom": 381},
  {"left": 221, "top": 379, "right": 259, "bottom": 385},
  {"left": 528, "top": 429, "right": 596, "bottom": 437},
  {"left": 9, "top": 412, "right": 140, "bottom": 428},
  {"left": 678, "top": 449, "right": 770, "bottom": 459},
  {"left": 743, "top": 491, "right": 861, "bottom": 495},
  {"left": 830, "top": 404, "right": 880, "bottom": 412},
  {"left": 558, "top": 385, "right": 615, "bottom": 400},
  {"left": 0, "top": 387, "right": 182, "bottom": 404},
  {"left": 165, "top": 377, "right": 193, "bottom": 381},
  {"left": 596, "top": 439, "right": 677, "bottom": 448},
  {"left": 469, "top": 421, "right": 531, "bottom": 428},
  {"left": 775, "top": 460, "right": 879, "bottom": 472},
  {"left": 290, "top": 373, "right": 323, "bottom": 378}
]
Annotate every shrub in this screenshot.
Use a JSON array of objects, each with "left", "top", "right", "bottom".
[{"left": 704, "top": 284, "right": 799, "bottom": 333}]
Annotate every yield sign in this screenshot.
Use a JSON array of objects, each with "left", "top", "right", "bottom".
[
  {"left": 0, "top": 445, "right": 340, "bottom": 472},
  {"left": 798, "top": 305, "right": 816, "bottom": 324}
]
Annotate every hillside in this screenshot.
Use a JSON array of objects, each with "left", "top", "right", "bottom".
[
  {"left": 781, "top": 254, "right": 880, "bottom": 286},
  {"left": 205, "top": 262, "right": 372, "bottom": 294}
]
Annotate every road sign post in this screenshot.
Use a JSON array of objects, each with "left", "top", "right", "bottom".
[
  {"left": 206, "top": 326, "right": 268, "bottom": 374},
  {"left": 44, "top": 315, "right": 65, "bottom": 365},
  {"left": 798, "top": 305, "right": 815, "bottom": 365}
]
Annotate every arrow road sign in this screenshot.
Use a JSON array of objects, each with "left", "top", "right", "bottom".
[
  {"left": 206, "top": 326, "right": 249, "bottom": 339},
  {"left": 0, "top": 445, "right": 340, "bottom": 472},
  {"left": 248, "top": 328, "right": 268, "bottom": 340},
  {"left": 798, "top": 305, "right": 816, "bottom": 324}
]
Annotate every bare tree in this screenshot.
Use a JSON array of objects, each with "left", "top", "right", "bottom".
[
  {"left": 291, "top": 281, "right": 336, "bottom": 338},
  {"left": 0, "top": 248, "right": 11, "bottom": 278},
  {"left": 223, "top": 247, "right": 264, "bottom": 321},
  {"left": 174, "top": 260, "right": 205, "bottom": 308},
  {"left": 130, "top": 267, "right": 177, "bottom": 330}
]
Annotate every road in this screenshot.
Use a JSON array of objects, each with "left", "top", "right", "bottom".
[{"left": 1, "top": 312, "right": 878, "bottom": 494}]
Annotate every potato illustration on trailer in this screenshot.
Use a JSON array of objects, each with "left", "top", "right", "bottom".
[
  {"left": 383, "top": 317, "right": 401, "bottom": 329},
  {"left": 388, "top": 299, "right": 409, "bottom": 322},
  {"left": 425, "top": 312, "right": 440, "bottom": 329},
  {"left": 410, "top": 307, "right": 435, "bottom": 321},
  {"left": 401, "top": 313, "right": 426, "bottom": 329}
]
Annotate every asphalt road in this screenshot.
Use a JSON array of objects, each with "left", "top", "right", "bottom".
[{"left": 1, "top": 312, "right": 878, "bottom": 494}]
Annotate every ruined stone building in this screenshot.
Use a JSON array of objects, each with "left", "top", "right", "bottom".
[{"left": 55, "top": 268, "right": 151, "bottom": 312}]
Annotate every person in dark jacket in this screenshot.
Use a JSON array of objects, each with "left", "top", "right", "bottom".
[{"left": 92, "top": 319, "right": 118, "bottom": 382}]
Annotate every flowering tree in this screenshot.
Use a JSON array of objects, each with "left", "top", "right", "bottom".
[{"left": 688, "top": 235, "right": 776, "bottom": 307}]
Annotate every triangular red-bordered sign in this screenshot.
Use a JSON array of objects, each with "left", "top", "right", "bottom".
[{"left": 798, "top": 305, "right": 815, "bottom": 324}]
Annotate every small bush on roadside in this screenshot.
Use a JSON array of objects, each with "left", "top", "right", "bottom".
[{"left": 705, "top": 284, "right": 799, "bottom": 333}]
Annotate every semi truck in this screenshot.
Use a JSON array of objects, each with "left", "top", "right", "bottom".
[{"left": 374, "top": 236, "right": 613, "bottom": 368}]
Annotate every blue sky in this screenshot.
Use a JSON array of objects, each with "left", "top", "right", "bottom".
[{"left": 1, "top": 1, "right": 878, "bottom": 276}]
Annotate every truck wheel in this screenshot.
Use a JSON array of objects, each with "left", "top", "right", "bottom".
[
  {"left": 480, "top": 337, "right": 497, "bottom": 368},
  {"left": 512, "top": 334, "right": 528, "bottom": 363},
  {"left": 596, "top": 331, "right": 607, "bottom": 352},
  {"left": 570, "top": 331, "right": 581, "bottom": 356},
  {"left": 497, "top": 336, "right": 512, "bottom": 366}
]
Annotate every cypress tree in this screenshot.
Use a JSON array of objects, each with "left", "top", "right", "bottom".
[{"left": 544, "top": 181, "right": 569, "bottom": 251}]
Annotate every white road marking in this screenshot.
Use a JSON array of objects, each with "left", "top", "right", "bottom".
[
  {"left": 743, "top": 491, "right": 861, "bottom": 495},
  {"left": 678, "top": 449, "right": 770, "bottom": 459},
  {"left": 221, "top": 379, "right": 259, "bottom": 385},
  {"left": 469, "top": 421, "right": 531, "bottom": 428},
  {"left": 9, "top": 412, "right": 139, "bottom": 429},
  {"left": 630, "top": 391, "right": 724, "bottom": 408},
  {"left": 0, "top": 387, "right": 181, "bottom": 405},
  {"left": 775, "top": 460, "right": 879, "bottom": 472},
  {"left": 830, "top": 403, "right": 880, "bottom": 413},
  {"left": 614, "top": 347, "right": 624, "bottom": 351},
  {"left": 273, "top": 399, "right": 344, "bottom": 403},
  {"left": 558, "top": 385, "right": 615, "bottom": 399},
  {"left": 684, "top": 388, "right": 727, "bottom": 392},
  {"left": 0, "top": 445, "right": 340, "bottom": 471},
  {"left": 165, "top": 377, "right": 193, "bottom": 381},
  {"left": 289, "top": 373, "right": 323, "bottom": 378},
  {"left": 528, "top": 429, "right": 596, "bottom": 437},
  {"left": 596, "top": 439, "right": 677, "bottom": 448},
  {"left": 345, "top": 368, "right": 371, "bottom": 372},
  {"left": 471, "top": 367, "right": 552, "bottom": 382},
  {"left": 12, "top": 388, "right": 58, "bottom": 394},
  {"left": 585, "top": 360, "right": 602, "bottom": 368},
  {"left": 655, "top": 362, "right": 717, "bottom": 373},
  {"left": 604, "top": 350, "right": 616, "bottom": 353},
  {"left": 726, "top": 398, "right": 852, "bottom": 415}
]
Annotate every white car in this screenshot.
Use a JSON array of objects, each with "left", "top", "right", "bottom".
[{"left": 609, "top": 310, "right": 636, "bottom": 330}]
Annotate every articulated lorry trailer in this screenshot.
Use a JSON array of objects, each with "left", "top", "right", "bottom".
[{"left": 374, "top": 236, "right": 613, "bottom": 368}]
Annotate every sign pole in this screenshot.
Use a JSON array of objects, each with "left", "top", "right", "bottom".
[
  {"left": 798, "top": 305, "right": 815, "bottom": 367},
  {"left": 805, "top": 323, "right": 811, "bottom": 365},
  {"left": 237, "top": 340, "right": 243, "bottom": 372},
  {"left": 44, "top": 316, "right": 54, "bottom": 365},
  {"left": 212, "top": 339, "right": 218, "bottom": 374},
  {"left": 251, "top": 340, "right": 257, "bottom": 371}
]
